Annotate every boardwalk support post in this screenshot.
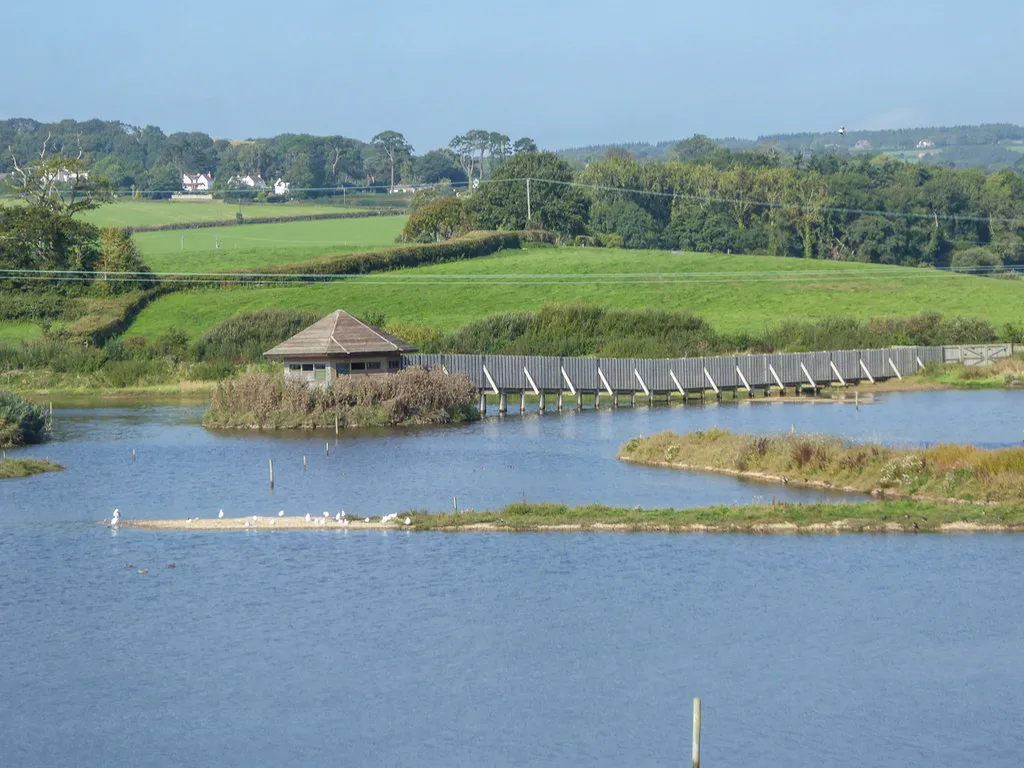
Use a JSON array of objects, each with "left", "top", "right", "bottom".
[
  {"left": 560, "top": 366, "right": 576, "bottom": 396},
  {"left": 499, "top": 391, "right": 507, "bottom": 414},
  {"left": 670, "top": 370, "right": 686, "bottom": 396},
  {"left": 597, "top": 367, "right": 614, "bottom": 396},
  {"left": 768, "top": 363, "right": 785, "bottom": 394},
  {"left": 830, "top": 360, "right": 847, "bottom": 387},
  {"left": 523, "top": 366, "right": 540, "bottom": 395},
  {"left": 800, "top": 362, "right": 817, "bottom": 392},
  {"left": 704, "top": 370, "right": 720, "bottom": 399},
  {"left": 269, "top": 459, "right": 274, "bottom": 490},
  {"left": 859, "top": 359, "right": 875, "bottom": 383},
  {"left": 633, "top": 369, "right": 650, "bottom": 397},
  {"left": 888, "top": 358, "right": 903, "bottom": 380},
  {"left": 482, "top": 364, "right": 499, "bottom": 395},
  {"left": 735, "top": 366, "right": 752, "bottom": 395}
]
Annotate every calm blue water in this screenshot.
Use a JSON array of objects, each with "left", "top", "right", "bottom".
[
  {"left": 4, "top": 389, "right": 1023, "bottom": 522},
  {"left": 2, "top": 389, "right": 1023, "bottom": 767}
]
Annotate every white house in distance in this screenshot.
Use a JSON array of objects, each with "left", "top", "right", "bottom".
[
  {"left": 916, "top": 139, "right": 936, "bottom": 150},
  {"left": 227, "top": 174, "right": 268, "bottom": 190},
  {"left": 273, "top": 177, "right": 290, "bottom": 195},
  {"left": 50, "top": 168, "right": 89, "bottom": 184},
  {"left": 182, "top": 172, "right": 213, "bottom": 192}
]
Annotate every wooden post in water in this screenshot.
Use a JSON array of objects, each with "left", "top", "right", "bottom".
[
  {"left": 479, "top": 391, "right": 487, "bottom": 416},
  {"left": 335, "top": 414, "right": 339, "bottom": 435},
  {"left": 538, "top": 392, "right": 545, "bottom": 413},
  {"left": 499, "top": 391, "right": 507, "bottom": 414},
  {"left": 631, "top": 392, "right": 636, "bottom": 407},
  {"left": 576, "top": 392, "right": 582, "bottom": 411},
  {"left": 595, "top": 390, "right": 600, "bottom": 409},
  {"left": 692, "top": 697, "right": 702, "bottom": 768},
  {"left": 612, "top": 392, "right": 618, "bottom": 409},
  {"left": 325, "top": 441, "right": 330, "bottom": 457},
  {"left": 132, "top": 448, "right": 136, "bottom": 462},
  {"left": 855, "top": 391, "right": 859, "bottom": 411},
  {"left": 303, "top": 455, "right": 307, "bottom": 472},
  {"left": 557, "top": 391, "right": 563, "bottom": 412},
  {"left": 520, "top": 391, "right": 527, "bottom": 414},
  {"left": 453, "top": 496, "right": 458, "bottom": 514},
  {"left": 269, "top": 458, "right": 274, "bottom": 489}
]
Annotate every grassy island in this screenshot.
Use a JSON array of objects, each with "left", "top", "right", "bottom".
[
  {"left": 121, "top": 501, "right": 1024, "bottom": 533},
  {"left": 619, "top": 429, "right": 1024, "bottom": 504},
  {"left": 202, "top": 367, "right": 479, "bottom": 430},
  {"left": 0, "top": 457, "right": 63, "bottom": 480}
]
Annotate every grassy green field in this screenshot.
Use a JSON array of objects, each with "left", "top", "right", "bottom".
[
  {"left": 0, "top": 322, "right": 45, "bottom": 344},
  {"left": 134, "top": 215, "right": 408, "bottom": 272},
  {"left": 123, "top": 245, "right": 1024, "bottom": 340},
  {"left": 80, "top": 200, "right": 370, "bottom": 228}
]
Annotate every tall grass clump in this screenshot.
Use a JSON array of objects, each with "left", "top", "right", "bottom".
[
  {"left": 435, "top": 306, "right": 1004, "bottom": 357},
  {"left": 619, "top": 429, "right": 1024, "bottom": 503},
  {"left": 192, "top": 309, "right": 321, "bottom": 364},
  {"left": 203, "top": 367, "right": 479, "bottom": 429},
  {"left": 0, "top": 390, "right": 47, "bottom": 447}
]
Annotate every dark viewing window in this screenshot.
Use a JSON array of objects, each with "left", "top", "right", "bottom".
[
  {"left": 301, "top": 364, "right": 314, "bottom": 372},
  {"left": 350, "top": 362, "right": 366, "bottom": 371},
  {"left": 366, "top": 362, "right": 382, "bottom": 370},
  {"left": 388, "top": 360, "right": 401, "bottom": 370},
  {"left": 288, "top": 364, "right": 301, "bottom": 371},
  {"left": 336, "top": 363, "right": 350, "bottom": 375}
]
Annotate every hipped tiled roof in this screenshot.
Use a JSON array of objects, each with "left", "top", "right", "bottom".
[{"left": 263, "top": 310, "right": 417, "bottom": 358}]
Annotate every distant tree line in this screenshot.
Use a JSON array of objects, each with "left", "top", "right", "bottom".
[
  {"left": 558, "top": 124, "right": 1024, "bottom": 173},
  {"left": 408, "top": 147, "right": 1024, "bottom": 268},
  {"left": 0, "top": 118, "right": 538, "bottom": 198}
]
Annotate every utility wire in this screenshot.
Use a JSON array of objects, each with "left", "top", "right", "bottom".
[{"left": 4, "top": 175, "right": 1023, "bottom": 225}]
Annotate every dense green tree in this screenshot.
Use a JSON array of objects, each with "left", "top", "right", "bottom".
[
  {"left": 671, "top": 134, "right": 719, "bottom": 163},
  {"left": 95, "top": 227, "right": 154, "bottom": 292},
  {"left": 141, "top": 163, "right": 183, "bottom": 199},
  {"left": 409, "top": 180, "right": 457, "bottom": 212},
  {"left": 159, "top": 132, "right": 217, "bottom": 174},
  {"left": 589, "top": 199, "right": 662, "bottom": 249},
  {"left": 401, "top": 198, "right": 474, "bottom": 242},
  {"left": 0, "top": 204, "right": 100, "bottom": 272},
  {"left": 512, "top": 137, "right": 538, "bottom": 155},
  {"left": 469, "top": 153, "right": 588, "bottom": 236},
  {"left": 414, "top": 149, "right": 467, "bottom": 184}
]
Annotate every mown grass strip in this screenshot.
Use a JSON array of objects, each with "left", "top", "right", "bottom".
[{"left": 619, "top": 429, "right": 1024, "bottom": 504}]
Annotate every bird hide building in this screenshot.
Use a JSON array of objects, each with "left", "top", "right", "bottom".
[{"left": 263, "top": 310, "right": 417, "bottom": 385}]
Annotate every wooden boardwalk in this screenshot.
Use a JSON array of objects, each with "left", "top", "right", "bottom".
[{"left": 401, "top": 344, "right": 1017, "bottom": 413}]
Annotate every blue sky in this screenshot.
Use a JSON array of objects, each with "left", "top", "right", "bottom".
[{"left": 4, "top": 0, "right": 1022, "bottom": 150}]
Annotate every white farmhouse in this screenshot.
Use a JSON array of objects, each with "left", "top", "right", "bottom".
[
  {"left": 182, "top": 172, "right": 214, "bottom": 192},
  {"left": 273, "top": 177, "right": 290, "bottom": 195},
  {"left": 227, "top": 174, "right": 268, "bottom": 190}
]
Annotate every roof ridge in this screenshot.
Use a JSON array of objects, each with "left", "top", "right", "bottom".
[
  {"left": 345, "top": 309, "right": 399, "bottom": 351},
  {"left": 330, "top": 311, "right": 350, "bottom": 353}
]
